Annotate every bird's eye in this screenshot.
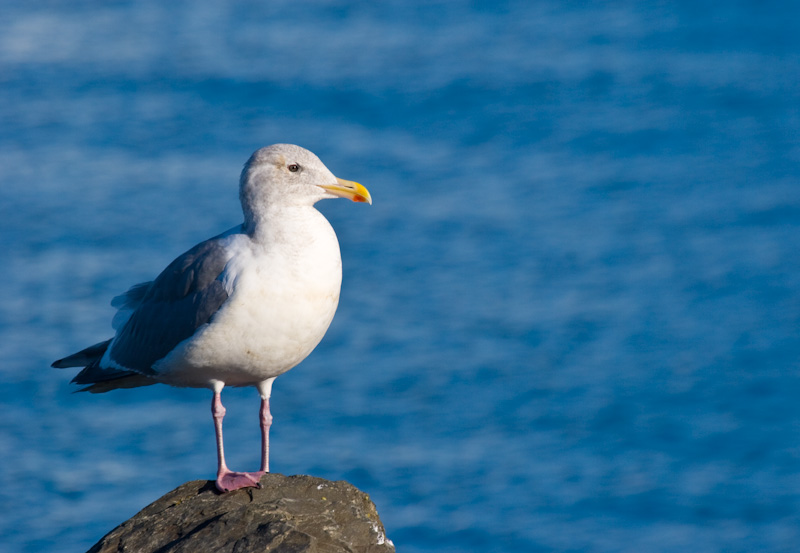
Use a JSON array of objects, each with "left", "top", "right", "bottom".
[{"left": 288, "top": 164, "right": 300, "bottom": 173}]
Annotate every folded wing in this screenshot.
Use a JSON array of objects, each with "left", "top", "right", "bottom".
[{"left": 53, "top": 234, "right": 236, "bottom": 392}]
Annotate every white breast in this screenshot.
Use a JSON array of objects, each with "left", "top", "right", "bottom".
[{"left": 154, "top": 207, "right": 343, "bottom": 388}]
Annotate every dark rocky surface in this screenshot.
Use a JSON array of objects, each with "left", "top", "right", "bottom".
[{"left": 87, "top": 474, "right": 394, "bottom": 553}]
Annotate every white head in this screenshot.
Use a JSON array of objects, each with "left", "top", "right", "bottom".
[{"left": 239, "top": 144, "right": 370, "bottom": 229}]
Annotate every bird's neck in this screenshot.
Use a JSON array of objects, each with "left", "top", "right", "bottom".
[{"left": 243, "top": 204, "right": 326, "bottom": 247}]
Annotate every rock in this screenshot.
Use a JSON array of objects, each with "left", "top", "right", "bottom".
[{"left": 87, "top": 473, "right": 395, "bottom": 553}]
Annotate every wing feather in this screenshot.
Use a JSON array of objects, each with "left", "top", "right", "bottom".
[{"left": 107, "top": 236, "right": 233, "bottom": 374}]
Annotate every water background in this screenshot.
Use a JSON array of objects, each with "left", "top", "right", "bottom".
[{"left": 2, "top": 2, "right": 800, "bottom": 551}]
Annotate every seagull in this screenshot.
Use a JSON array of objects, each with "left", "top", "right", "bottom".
[{"left": 52, "top": 144, "right": 371, "bottom": 492}]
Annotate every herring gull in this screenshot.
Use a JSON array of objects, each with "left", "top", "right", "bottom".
[{"left": 52, "top": 144, "right": 372, "bottom": 492}]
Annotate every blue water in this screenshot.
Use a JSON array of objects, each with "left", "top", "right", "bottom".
[{"left": 2, "top": 1, "right": 800, "bottom": 551}]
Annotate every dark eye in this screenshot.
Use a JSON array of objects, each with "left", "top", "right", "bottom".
[{"left": 288, "top": 164, "right": 300, "bottom": 173}]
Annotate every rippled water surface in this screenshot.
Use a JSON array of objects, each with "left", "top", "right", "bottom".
[{"left": 2, "top": 2, "right": 800, "bottom": 552}]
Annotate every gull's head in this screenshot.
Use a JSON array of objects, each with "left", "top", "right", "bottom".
[{"left": 240, "top": 144, "right": 371, "bottom": 221}]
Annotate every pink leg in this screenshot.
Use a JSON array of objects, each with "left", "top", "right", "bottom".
[
  {"left": 257, "top": 378, "right": 276, "bottom": 473},
  {"left": 212, "top": 389, "right": 264, "bottom": 492},
  {"left": 260, "top": 396, "right": 273, "bottom": 472}
]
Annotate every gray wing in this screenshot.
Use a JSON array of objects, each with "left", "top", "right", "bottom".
[
  {"left": 110, "top": 281, "right": 153, "bottom": 330},
  {"left": 106, "top": 235, "right": 232, "bottom": 374}
]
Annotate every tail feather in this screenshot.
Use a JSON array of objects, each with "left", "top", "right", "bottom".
[
  {"left": 53, "top": 338, "right": 156, "bottom": 393},
  {"left": 78, "top": 374, "right": 157, "bottom": 394},
  {"left": 51, "top": 339, "right": 112, "bottom": 368}
]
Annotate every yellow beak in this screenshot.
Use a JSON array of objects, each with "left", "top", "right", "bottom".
[{"left": 319, "top": 178, "right": 372, "bottom": 205}]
